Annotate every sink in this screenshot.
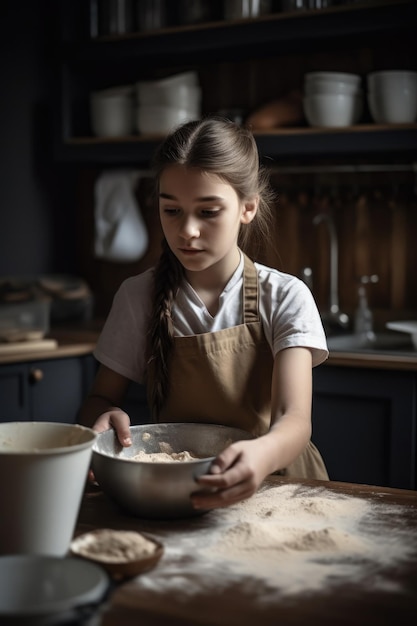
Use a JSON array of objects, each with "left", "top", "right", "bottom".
[{"left": 326, "top": 332, "right": 414, "bottom": 353}]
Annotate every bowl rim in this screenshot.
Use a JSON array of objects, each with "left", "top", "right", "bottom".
[
  {"left": 92, "top": 422, "right": 253, "bottom": 465},
  {"left": 367, "top": 70, "right": 417, "bottom": 79},
  {"left": 304, "top": 71, "right": 361, "bottom": 83},
  {"left": 0, "top": 421, "right": 97, "bottom": 455}
]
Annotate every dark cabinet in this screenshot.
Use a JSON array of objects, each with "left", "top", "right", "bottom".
[
  {"left": 0, "top": 356, "right": 96, "bottom": 424},
  {"left": 312, "top": 365, "right": 417, "bottom": 490}
]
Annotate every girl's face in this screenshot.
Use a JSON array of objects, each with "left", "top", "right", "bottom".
[{"left": 159, "top": 165, "right": 257, "bottom": 278}]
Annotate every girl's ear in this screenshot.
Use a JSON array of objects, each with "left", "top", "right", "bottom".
[{"left": 240, "top": 196, "right": 259, "bottom": 225}]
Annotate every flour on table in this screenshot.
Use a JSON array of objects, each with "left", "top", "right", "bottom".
[
  {"left": 198, "top": 483, "right": 415, "bottom": 595},
  {"left": 215, "top": 520, "right": 365, "bottom": 555},
  {"left": 134, "top": 483, "right": 417, "bottom": 599}
]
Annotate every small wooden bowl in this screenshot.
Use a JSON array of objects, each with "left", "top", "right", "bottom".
[{"left": 70, "top": 529, "right": 164, "bottom": 580}]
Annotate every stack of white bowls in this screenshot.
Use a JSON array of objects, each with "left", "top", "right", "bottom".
[
  {"left": 135, "top": 71, "right": 202, "bottom": 134},
  {"left": 367, "top": 70, "right": 417, "bottom": 124},
  {"left": 90, "top": 85, "right": 134, "bottom": 137},
  {"left": 303, "top": 71, "right": 363, "bottom": 127}
]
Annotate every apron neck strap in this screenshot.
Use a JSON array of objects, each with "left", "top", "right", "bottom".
[{"left": 242, "top": 253, "right": 259, "bottom": 324}]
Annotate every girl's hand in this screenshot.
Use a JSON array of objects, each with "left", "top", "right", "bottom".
[
  {"left": 192, "top": 438, "right": 273, "bottom": 509},
  {"left": 87, "top": 407, "right": 132, "bottom": 484},
  {"left": 93, "top": 407, "right": 132, "bottom": 447}
]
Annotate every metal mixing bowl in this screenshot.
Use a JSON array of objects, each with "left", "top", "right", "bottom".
[{"left": 92, "top": 423, "right": 253, "bottom": 519}]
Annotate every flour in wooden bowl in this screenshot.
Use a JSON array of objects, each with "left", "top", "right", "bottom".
[
  {"left": 71, "top": 529, "right": 164, "bottom": 580},
  {"left": 71, "top": 529, "right": 158, "bottom": 562}
]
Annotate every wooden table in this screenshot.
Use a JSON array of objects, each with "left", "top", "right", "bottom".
[{"left": 75, "top": 477, "right": 417, "bottom": 626}]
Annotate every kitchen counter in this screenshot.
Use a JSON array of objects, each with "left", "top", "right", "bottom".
[
  {"left": 1, "top": 323, "right": 417, "bottom": 371},
  {"left": 0, "top": 326, "right": 100, "bottom": 365},
  {"left": 75, "top": 476, "right": 417, "bottom": 626}
]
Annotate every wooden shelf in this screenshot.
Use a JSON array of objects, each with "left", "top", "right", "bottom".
[{"left": 57, "top": 124, "right": 417, "bottom": 165}]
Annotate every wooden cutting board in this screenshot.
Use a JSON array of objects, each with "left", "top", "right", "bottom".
[{"left": 0, "top": 339, "right": 58, "bottom": 355}]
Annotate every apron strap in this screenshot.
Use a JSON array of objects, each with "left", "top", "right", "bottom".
[{"left": 243, "top": 253, "right": 259, "bottom": 324}]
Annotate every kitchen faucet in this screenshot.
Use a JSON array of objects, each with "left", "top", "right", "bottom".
[{"left": 313, "top": 213, "right": 349, "bottom": 332}]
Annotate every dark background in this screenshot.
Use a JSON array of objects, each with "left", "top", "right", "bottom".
[{"left": 0, "top": 0, "right": 77, "bottom": 276}]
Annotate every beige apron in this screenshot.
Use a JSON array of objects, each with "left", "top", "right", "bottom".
[{"left": 151, "top": 254, "right": 328, "bottom": 480}]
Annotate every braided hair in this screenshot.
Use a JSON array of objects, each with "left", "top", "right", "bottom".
[{"left": 146, "top": 117, "right": 274, "bottom": 418}]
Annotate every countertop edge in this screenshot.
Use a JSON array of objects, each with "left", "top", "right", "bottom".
[
  {"left": 1, "top": 327, "right": 417, "bottom": 370},
  {"left": 327, "top": 350, "right": 417, "bottom": 371}
]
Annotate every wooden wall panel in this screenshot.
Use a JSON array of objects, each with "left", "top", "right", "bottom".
[
  {"left": 75, "top": 171, "right": 416, "bottom": 329},
  {"left": 390, "top": 196, "right": 407, "bottom": 310}
]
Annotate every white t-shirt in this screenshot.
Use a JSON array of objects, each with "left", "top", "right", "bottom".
[{"left": 94, "top": 255, "right": 328, "bottom": 384}]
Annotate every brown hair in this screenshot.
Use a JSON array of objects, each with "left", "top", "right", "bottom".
[{"left": 146, "top": 117, "right": 274, "bottom": 418}]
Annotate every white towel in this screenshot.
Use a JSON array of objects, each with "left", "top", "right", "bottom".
[{"left": 94, "top": 170, "right": 149, "bottom": 262}]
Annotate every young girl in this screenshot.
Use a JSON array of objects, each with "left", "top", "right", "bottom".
[{"left": 79, "top": 117, "right": 329, "bottom": 509}]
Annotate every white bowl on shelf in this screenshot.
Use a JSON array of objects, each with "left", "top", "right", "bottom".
[
  {"left": 136, "top": 105, "right": 199, "bottom": 134},
  {"left": 367, "top": 70, "right": 417, "bottom": 123},
  {"left": 90, "top": 92, "right": 134, "bottom": 137},
  {"left": 303, "top": 92, "right": 363, "bottom": 127}
]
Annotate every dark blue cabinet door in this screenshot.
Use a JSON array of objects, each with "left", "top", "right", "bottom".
[
  {"left": 31, "top": 356, "right": 96, "bottom": 423},
  {"left": 0, "top": 355, "right": 96, "bottom": 424},
  {"left": 0, "top": 364, "right": 29, "bottom": 422},
  {"left": 312, "top": 366, "right": 416, "bottom": 490},
  {"left": 31, "top": 359, "right": 83, "bottom": 423}
]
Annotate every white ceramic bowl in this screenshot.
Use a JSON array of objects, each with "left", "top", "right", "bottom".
[
  {"left": 0, "top": 422, "right": 96, "bottom": 556},
  {"left": 367, "top": 89, "right": 417, "bottom": 124},
  {"left": 90, "top": 92, "right": 134, "bottom": 137},
  {"left": 304, "top": 71, "right": 361, "bottom": 87},
  {"left": 367, "top": 70, "right": 417, "bottom": 123},
  {"left": 303, "top": 93, "right": 363, "bottom": 127},
  {"left": 136, "top": 104, "right": 199, "bottom": 134},
  {"left": 0, "top": 555, "right": 108, "bottom": 625},
  {"left": 367, "top": 90, "right": 417, "bottom": 124}
]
